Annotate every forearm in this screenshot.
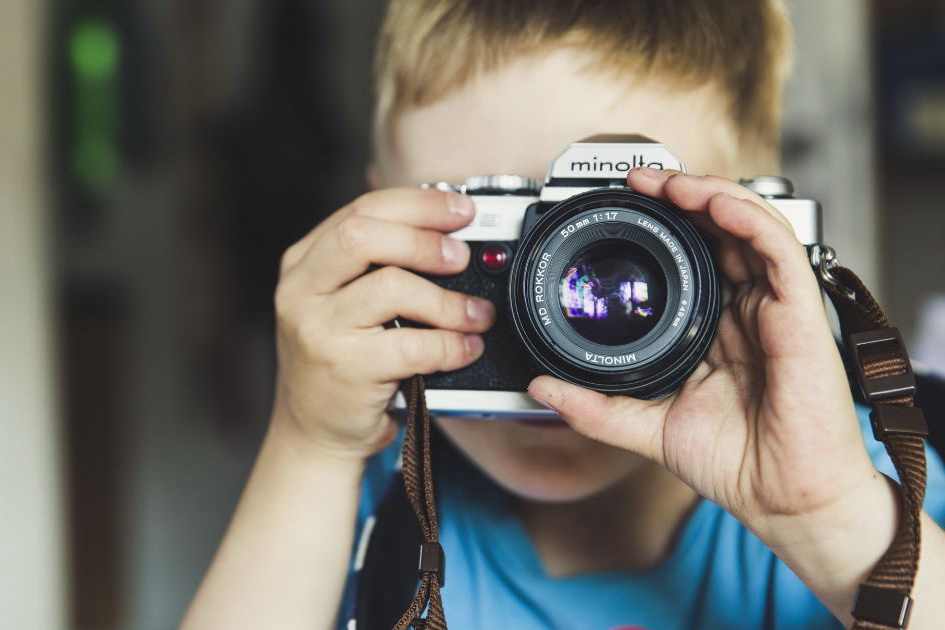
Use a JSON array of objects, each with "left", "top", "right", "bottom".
[
  {"left": 182, "top": 417, "right": 365, "bottom": 630},
  {"left": 760, "top": 473, "right": 945, "bottom": 628}
]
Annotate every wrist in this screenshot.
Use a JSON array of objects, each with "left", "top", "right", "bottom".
[
  {"left": 756, "top": 472, "right": 900, "bottom": 620},
  {"left": 266, "top": 409, "right": 372, "bottom": 475}
]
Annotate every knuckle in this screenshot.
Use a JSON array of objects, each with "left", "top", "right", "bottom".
[
  {"left": 703, "top": 174, "right": 732, "bottom": 187},
  {"left": 446, "top": 333, "right": 466, "bottom": 366},
  {"left": 349, "top": 190, "right": 392, "bottom": 219},
  {"left": 411, "top": 228, "right": 437, "bottom": 264},
  {"left": 441, "top": 290, "right": 467, "bottom": 325},
  {"left": 279, "top": 242, "right": 305, "bottom": 273},
  {"left": 273, "top": 283, "right": 295, "bottom": 322},
  {"left": 296, "top": 317, "right": 328, "bottom": 358},
  {"left": 440, "top": 235, "right": 458, "bottom": 267},
  {"left": 372, "top": 265, "right": 408, "bottom": 296},
  {"left": 336, "top": 216, "right": 371, "bottom": 253},
  {"left": 398, "top": 332, "right": 431, "bottom": 371},
  {"left": 390, "top": 227, "right": 432, "bottom": 269},
  {"left": 436, "top": 333, "right": 454, "bottom": 369},
  {"left": 663, "top": 171, "right": 685, "bottom": 186},
  {"left": 348, "top": 192, "right": 373, "bottom": 217},
  {"left": 707, "top": 191, "right": 735, "bottom": 207}
]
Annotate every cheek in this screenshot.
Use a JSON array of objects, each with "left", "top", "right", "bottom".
[{"left": 435, "top": 417, "right": 647, "bottom": 502}]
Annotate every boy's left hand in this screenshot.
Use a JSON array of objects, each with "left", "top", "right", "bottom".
[{"left": 528, "top": 168, "right": 892, "bottom": 568}]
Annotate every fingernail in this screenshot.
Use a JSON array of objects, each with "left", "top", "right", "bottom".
[
  {"left": 442, "top": 237, "right": 468, "bottom": 264},
  {"left": 634, "top": 167, "right": 664, "bottom": 179},
  {"left": 465, "top": 334, "right": 484, "bottom": 356},
  {"left": 446, "top": 191, "right": 475, "bottom": 217},
  {"left": 466, "top": 297, "right": 494, "bottom": 322}
]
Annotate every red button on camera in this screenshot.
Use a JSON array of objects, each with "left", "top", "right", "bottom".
[{"left": 480, "top": 244, "right": 511, "bottom": 273}]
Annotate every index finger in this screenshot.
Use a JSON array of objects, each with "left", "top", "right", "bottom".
[
  {"left": 282, "top": 188, "right": 475, "bottom": 272},
  {"left": 630, "top": 169, "right": 819, "bottom": 305},
  {"left": 627, "top": 169, "right": 794, "bottom": 232}
]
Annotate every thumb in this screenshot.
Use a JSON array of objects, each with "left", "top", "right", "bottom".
[{"left": 527, "top": 375, "right": 667, "bottom": 464}]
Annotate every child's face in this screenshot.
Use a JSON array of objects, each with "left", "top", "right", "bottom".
[{"left": 378, "top": 46, "right": 772, "bottom": 503}]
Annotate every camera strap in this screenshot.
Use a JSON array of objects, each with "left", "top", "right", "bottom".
[
  {"left": 394, "top": 256, "right": 929, "bottom": 630},
  {"left": 393, "top": 375, "right": 447, "bottom": 630},
  {"left": 819, "top": 262, "right": 929, "bottom": 630}
]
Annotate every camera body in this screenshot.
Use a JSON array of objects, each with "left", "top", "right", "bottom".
[{"left": 396, "top": 135, "right": 822, "bottom": 418}]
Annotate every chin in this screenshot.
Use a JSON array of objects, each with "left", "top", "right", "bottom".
[
  {"left": 435, "top": 416, "right": 646, "bottom": 503},
  {"left": 488, "top": 459, "right": 627, "bottom": 503}
]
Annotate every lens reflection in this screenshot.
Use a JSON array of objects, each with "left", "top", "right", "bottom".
[{"left": 559, "top": 242, "right": 667, "bottom": 346}]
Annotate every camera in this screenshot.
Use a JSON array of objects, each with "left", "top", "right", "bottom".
[{"left": 395, "top": 135, "right": 822, "bottom": 418}]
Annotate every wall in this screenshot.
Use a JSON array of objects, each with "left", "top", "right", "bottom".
[
  {"left": 0, "top": 0, "right": 68, "bottom": 627},
  {"left": 782, "top": 0, "right": 879, "bottom": 296}
]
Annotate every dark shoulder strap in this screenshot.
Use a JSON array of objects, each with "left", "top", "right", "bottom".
[{"left": 353, "top": 468, "right": 422, "bottom": 630}]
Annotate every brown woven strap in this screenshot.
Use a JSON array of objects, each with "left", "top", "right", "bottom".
[
  {"left": 824, "top": 266, "right": 929, "bottom": 629},
  {"left": 393, "top": 376, "right": 448, "bottom": 630}
]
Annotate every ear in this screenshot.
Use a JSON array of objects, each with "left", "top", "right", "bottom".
[{"left": 365, "top": 164, "right": 382, "bottom": 191}]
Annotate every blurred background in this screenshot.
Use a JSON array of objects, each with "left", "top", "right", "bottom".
[{"left": 2, "top": 0, "right": 945, "bottom": 628}]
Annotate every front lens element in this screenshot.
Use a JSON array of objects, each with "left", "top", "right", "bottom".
[{"left": 558, "top": 242, "right": 667, "bottom": 346}]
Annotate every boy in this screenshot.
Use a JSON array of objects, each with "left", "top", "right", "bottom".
[{"left": 183, "top": 1, "right": 945, "bottom": 628}]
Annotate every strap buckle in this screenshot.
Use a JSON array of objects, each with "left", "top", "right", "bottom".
[
  {"left": 870, "top": 405, "right": 929, "bottom": 442},
  {"left": 851, "top": 584, "right": 913, "bottom": 628},
  {"left": 418, "top": 541, "right": 446, "bottom": 587},
  {"left": 848, "top": 328, "right": 916, "bottom": 402}
]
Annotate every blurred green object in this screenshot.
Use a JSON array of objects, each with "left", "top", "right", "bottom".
[
  {"left": 69, "top": 19, "right": 120, "bottom": 196},
  {"left": 70, "top": 20, "right": 119, "bottom": 79}
]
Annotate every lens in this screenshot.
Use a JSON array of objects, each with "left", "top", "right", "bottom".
[
  {"left": 558, "top": 242, "right": 666, "bottom": 346},
  {"left": 508, "top": 188, "right": 720, "bottom": 399}
]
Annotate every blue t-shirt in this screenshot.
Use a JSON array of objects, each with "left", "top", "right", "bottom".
[{"left": 342, "top": 406, "right": 945, "bottom": 629}]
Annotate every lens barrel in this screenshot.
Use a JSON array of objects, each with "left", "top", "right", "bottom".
[{"left": 508, "top": 188, "right": 720, "bottom": 399}]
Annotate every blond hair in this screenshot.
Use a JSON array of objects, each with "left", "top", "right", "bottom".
[{"left": 374, "top": 0, "right": 793, "bottom": 155}]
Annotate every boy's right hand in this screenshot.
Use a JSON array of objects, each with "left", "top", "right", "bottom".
[{"left": 270, "top": 188, "right": 495, "bottom": 463}]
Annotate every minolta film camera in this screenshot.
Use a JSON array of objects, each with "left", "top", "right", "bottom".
[{"left": 397, "top": 135, "right": 821, "bottom": 418}]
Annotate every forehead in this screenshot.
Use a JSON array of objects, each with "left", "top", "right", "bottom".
[{"left": 379, "top": 47, "right": 744, "bottom": 188}]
